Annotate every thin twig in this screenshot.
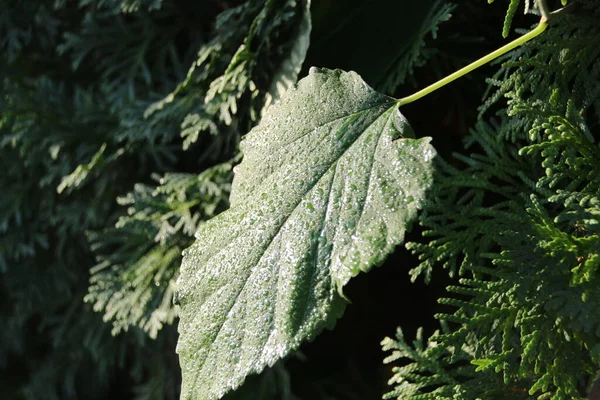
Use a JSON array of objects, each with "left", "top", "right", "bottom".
[{"left": 397, "top": 21, "right": 548, "bottom": 106}]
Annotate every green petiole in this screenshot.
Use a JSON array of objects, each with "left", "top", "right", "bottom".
[{"left": 397, "top": 20, "right": 548, "bottom": 107}]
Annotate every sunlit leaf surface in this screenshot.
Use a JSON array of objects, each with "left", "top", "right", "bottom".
[{"left": 176, "top": 68, "right": 436, "bottom": 400}]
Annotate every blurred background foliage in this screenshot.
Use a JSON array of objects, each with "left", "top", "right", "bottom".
[{"left": 1, "top": 0, "right": 598, "bottom": 399}]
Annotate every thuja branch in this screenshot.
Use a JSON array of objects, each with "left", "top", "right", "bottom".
[{"left": 397, "top": 21, "right": 547, "bottom": 107}]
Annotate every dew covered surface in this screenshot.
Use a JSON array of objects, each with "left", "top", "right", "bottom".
[{"left": 175, "top": 68, "right": 436, "bottom": 400}]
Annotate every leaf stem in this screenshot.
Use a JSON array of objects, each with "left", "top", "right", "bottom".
[{"left": 397, "top": 20, "right": 547, "bottom": 107}]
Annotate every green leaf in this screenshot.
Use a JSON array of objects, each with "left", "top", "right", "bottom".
[{"left": 176, "top": 68, "right": 436, "bottom": 400}]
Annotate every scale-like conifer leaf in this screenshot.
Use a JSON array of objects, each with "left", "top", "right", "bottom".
[
  {"left": 261, "top": 0, "right": 312, "bottom": 115},
  {"left": 176, "top": 68, "right": 436, "bottom": 400}
]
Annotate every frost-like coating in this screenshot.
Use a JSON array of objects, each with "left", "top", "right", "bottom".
[{"left": 176, "top": 68, "right": 436, "bottom": 400}]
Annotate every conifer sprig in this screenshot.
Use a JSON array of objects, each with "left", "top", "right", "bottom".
[{"left": 387, "top": 7, "right": 600, "bottom": 399}]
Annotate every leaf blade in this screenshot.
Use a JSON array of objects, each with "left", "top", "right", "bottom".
[{"left": 176, "top": 68, "right": 436, "bottom": 400}]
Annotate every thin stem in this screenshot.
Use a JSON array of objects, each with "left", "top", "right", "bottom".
[{"left": 397, "top": 21, "right": 548, "bottom": 107}]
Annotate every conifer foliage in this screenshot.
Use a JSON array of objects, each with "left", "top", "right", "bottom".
[
  {"left": 1, "top": 0, "right": 599, "bottom": 399},
  {"left": 384, "top": 4, "right": 600, "bottom": 400},
  {"left": 1, "top": 0, "right": 314, "bottom": 397}
]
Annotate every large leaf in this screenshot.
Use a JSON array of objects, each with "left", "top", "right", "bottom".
[{"left": 176, "top": 68, "right": 436, "bottom": 400}]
